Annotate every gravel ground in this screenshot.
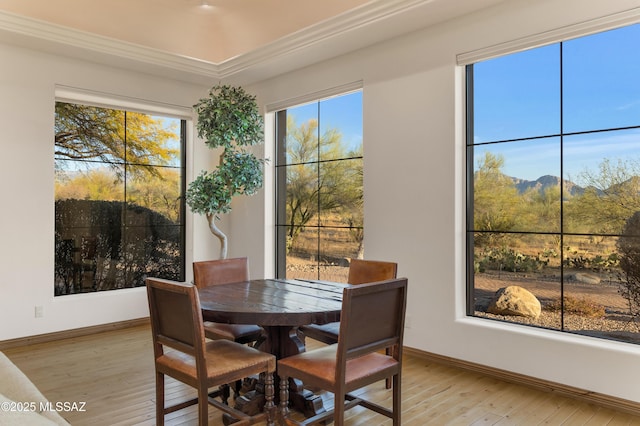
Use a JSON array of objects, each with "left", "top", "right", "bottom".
[
  {"left": 474, "top": 269, "right": 640, "bottom": 344},
  {"left": 474, "top": 310, "right": 640, "bottom": 343}
]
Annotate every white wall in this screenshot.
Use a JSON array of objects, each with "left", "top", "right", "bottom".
[
  {"left": 3, "top": 0, "right": 640, "bottom": 405},
  {"left": 244, "top": 0, "right": 640, "bottom": 403},
  {"left": 0, "top": 42, "right": 219, "bottom": 340}
]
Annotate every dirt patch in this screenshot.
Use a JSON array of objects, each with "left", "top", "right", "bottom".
[{"left": 286, "top": 256, "right": 349, "bottom": 283}]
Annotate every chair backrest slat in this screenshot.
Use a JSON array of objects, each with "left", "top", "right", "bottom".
[
  {"left": 337, "top": 278, "right": 408, "bottom": 362},
  {"left": 193, "top": 257, "right": 249, "bottom": 288},
  {"left": 347, "top": 259, "right": 397, "bottom": 285}
]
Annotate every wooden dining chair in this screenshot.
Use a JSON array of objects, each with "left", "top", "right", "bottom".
[
  {"left": 278, "top": 278, "right": 408, "bottom": 426},
  {"left": 299, "top": 259, "right": 398, "bottom": 345},
  {"left": 145, "top": 277, "right": 276, "bottom": 426},
  {"left": 347, "top": 258, "right": 398, "bottom": 285},
  {"left": 193, "top": 258, "right": 265, "bottom": 345},
  {"left": 298, "top": 259, "right": 397, "bottom": 388},
  {"left": 193, "top": 258, "right": 266, "bottom": 399}
]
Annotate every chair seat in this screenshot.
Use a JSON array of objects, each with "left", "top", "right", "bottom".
[
  {"left": 299, "top": 322, "right": 340, "bottom": 345},
  {"left": 203, "top": 321, "right": 264, "bottom": 344},
  {"left": 156, "top": 339, "right": 275, "bottom": 387},
  {"left": 277, "top": 344, "right": 399, "bottom": 389}
]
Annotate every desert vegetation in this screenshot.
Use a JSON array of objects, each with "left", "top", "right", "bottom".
[
  {"left": 54, "top": 103, "right": 183, "bottom": 295},
  {"left": 472, "top": 152, "right": 640, "bottom": 344},
  {"left": 279, "top": 113, "right": 363, "bottom": 282}
]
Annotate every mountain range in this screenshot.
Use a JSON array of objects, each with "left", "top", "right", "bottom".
[{"left": 511, "top": 175, "right": 586, "bottom": 196}]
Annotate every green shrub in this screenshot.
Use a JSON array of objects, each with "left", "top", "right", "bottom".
[
  {"left": 476, "top": 247, "right": 546, "bottom": 273},
  {"left": 563, "top": 252, "right": 619, "bottom": 272}
]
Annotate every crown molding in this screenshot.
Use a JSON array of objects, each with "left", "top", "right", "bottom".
[
  {"left": 216, "top": 0, "right": 434, "bottom": 78},
  {"left": 457, "top": 6, "right": 640, "bottom": 65},
  {"left": 0, "top": 0, "right": 435, "bottom": 84},
  {"left": 0, "top": 9, "right": 220, "bottom": 80}
]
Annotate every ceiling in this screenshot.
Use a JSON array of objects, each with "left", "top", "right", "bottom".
[{"left": 0, "top": 0, "right": 508, "bottom": 85}]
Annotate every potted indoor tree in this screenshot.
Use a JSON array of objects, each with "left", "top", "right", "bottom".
[{"left": 186, "top": 85, "right": 265, "bottom": 259}]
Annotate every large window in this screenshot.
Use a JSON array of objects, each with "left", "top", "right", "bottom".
[
  {"left": 467, "top": 23, "right": 640, "bottom": 344},
  {"left": 275, "top": 91, "right": 363, "bottom": 282},
  {"left": 54, "top": 102, "right": 185, "bottom": 295}
]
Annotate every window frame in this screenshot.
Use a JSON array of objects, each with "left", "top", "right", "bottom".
[
  {"left": 53, "top": 87, "right": 190, "bottom": 295},
  {"left": 272, "top": 87, "right": 364, "bottom": 281},
  {"left": 463, "top": 18, "right": 640, "bottom": 344}
]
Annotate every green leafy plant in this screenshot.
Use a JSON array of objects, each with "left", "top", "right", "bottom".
[{"left": 186, "top": 85, "right": 265, "bottom": 259}]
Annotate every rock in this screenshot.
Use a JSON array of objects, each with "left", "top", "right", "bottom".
[
  {"left": 574, "top": 272, "right": 601, "bottom": 285},
  {"left": 487, "top": 286, "right": 541, "bottom": 319}
]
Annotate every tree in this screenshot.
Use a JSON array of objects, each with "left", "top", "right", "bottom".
[
  {"left": 343, "top": 145, "right": 364, "bottom": 258},
  {"left": 567, "top": 158, "right": 640, "bottom": 235},
  {"left": 55, "top": 167, "right": 182, "bottom": 222},
  {"left": 523, "top": 184, "right": 561, "bottom": 225},
  {"left": 473, "top": 152, "right": 520, "bottom": 247},
  {"left": 519, "top": 183, "right": 562, "bottom": 250},
  {"left": 125, "top": 168, "right": 182, "bottom": 222},
  {"left": 54, "top": 167, "right": 123, "bottom": 201},
  {"left": 55, "top": 103, "right": 178, "bottom": 179},
  {"left": 186, "top": 85, "right": 265, "bottom": 259},
  {"left": 55, "top": 104, "right": 183, "bottom": 221},
  {"left": 284, "top": 115, "right": 363, "bottom": 252}
]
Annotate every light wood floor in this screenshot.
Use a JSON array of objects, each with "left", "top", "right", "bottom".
[{"left": 3, "top": 324, "right": 640, "bottom": 426}]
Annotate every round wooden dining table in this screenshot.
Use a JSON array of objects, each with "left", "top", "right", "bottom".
[{"left": 197, "top": 278, "right": 347, "bottom": 418}]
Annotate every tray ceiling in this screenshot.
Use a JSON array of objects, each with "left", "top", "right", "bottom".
[{"left": 0, "top": 0, "right": 508, "bottom": 84}]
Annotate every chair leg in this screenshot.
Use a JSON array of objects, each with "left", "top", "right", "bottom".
[
  {"left": 264, "top": 371, "right": 275, "bottom": 426},
  {"left": 198, "top": 385, "right": 209, "bottom": 426},
  {"left": 393, "top": 373, "right": 401, "bottom": 426},
  {"left": 156, "top": 372, "right": 165, "bottom": 426},
  {"left": 385, "top": 346, "right": 392, "bottom": 389},
  {"left": 234, "top": 379, "right": 242, "bottom": 397},
  {"left": 278, "top": 374, "right": 290, "bottom": 421},
  {"left": 334, "top": 393, "right": 345, "bottom": 426},
  {"left": 221, "top": 383, "right": 231, "bottom": 404}
]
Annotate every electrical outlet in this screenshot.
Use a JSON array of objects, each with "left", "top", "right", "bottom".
[{"left": 34, "top": 306, "right": 44, "bottom": 318}]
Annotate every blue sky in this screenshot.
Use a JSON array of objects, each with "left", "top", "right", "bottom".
[
  {"left": 473, "top": 22, "right": 640, "bottom": 183},
  {"left": 287, "top": 90, "right": 363, "bottom": 152}
]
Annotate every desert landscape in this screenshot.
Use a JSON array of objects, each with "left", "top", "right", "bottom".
[
  {"left": 474, "top": 269, "right": 640, "bottom": 344},
  {"left": 287, "top": 255, "right": 640, "bottom": 345}
]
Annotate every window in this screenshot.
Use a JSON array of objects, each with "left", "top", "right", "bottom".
[
  {"left": 275, "top": 91, "right": 363, "bottom": 282},
  {"left": 54, "top": 102, "right": 185, "bottom": 295},
  {"left": 467, "top": 23, "right": 640, "bottom": 344}
]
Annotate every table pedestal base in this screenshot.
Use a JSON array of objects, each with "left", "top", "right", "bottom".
[
  {"left": 290, "top": 390, "right": 325, "bottom": 418},
  {"left": 226, "top": 325, "right": 327, "bottom": 420},
  {"left": 232, "top": 377, "right": 325, "bottom": 418}
]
